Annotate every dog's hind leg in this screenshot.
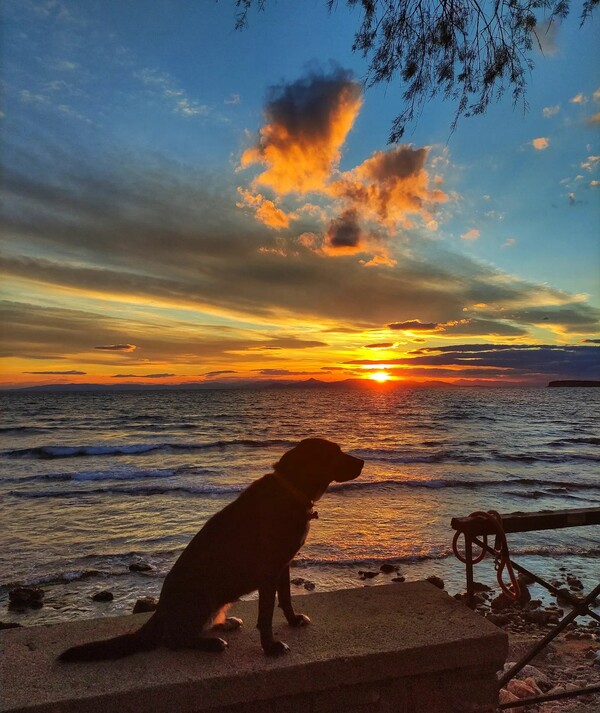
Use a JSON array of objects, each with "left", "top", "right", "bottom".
[
  {"left": 162, "top": 607, "right": 228, "bottom": 652},
  {"left": 211, "top": 604, "right": 243, "bottom": 632},
  {"left": 277, "top": 566, "right": 311, "bottom": 627}
]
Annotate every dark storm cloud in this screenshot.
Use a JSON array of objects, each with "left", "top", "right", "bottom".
[{"left": 325, "top": 209, "right": 363, "bottom": 249}]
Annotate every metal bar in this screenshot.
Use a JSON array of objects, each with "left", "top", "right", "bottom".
[
  {"left": 471, "top": 536, "right": 591, "bottom": 609},
  {"left": 498, "top": 580, "right": 600, "bottom": 688},
  {"left": 465, "top": 535, "right": 475, "bottom": 607},
  {"left": 451, "top": 506, "right": 600, "bottom": 536},
  {"left": 498, "top": 682, "right": 600, "bottom": 708}
]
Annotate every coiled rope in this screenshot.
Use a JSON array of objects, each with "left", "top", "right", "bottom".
[{"left": 452, "top": 510, "right": 521, "bottom": 600}]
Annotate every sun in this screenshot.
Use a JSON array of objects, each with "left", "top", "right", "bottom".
[{"left": 369, "top": 371, "right": 391, "bottom": 383}]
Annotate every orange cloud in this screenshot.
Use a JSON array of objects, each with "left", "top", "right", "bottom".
[
  {"left": 461, "top": 228, "right": 480, "bottom": 241},
  {"left": 532, "top": 137, "right": 550, "bottom": 150},
  {"left": 236, "top": 188, "right": 294, "bottom": 229},
  {"left": 330, "top": 145, "right": 447, "bottom": 228},
  {"left": 240, "top": 69, "right": 362, "bottom": 194}
]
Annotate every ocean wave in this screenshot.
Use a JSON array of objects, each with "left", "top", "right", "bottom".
[
  {"left": 3, "top": 438, "right": 293, "bottom": 460},
  {"left": 0, "top": 466, "right": 220, "bottom": 485},
  {"left": 8, "top": 474, "right": 599, "bottom": 500},
  {"left": 549, "top": 437, "right": 600, "bottom": 447}
]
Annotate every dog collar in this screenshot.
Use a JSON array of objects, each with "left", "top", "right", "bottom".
[{"left": 271, "top": 471, "right": 318, "bottom": 519}]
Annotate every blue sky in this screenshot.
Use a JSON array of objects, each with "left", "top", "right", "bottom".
[{"left": 1, "top": 0, "right": 599, "bottom": 386}]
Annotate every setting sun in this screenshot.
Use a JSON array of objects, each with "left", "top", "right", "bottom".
[{"left": 369, "top": 371, "right": 391, "bottom": 383}]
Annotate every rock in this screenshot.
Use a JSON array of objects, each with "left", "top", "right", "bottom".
[
  {"left": 519, "top": 664, "right": 551, "bottom": 691},
  {"left": 472, "top": 581, "right": 492, "bottom": 592},
  {"left": 358, "top": 570, "right": 379, "bottom": 579},
  {"left": 522, "top": 609, "right": 551, "bottom": 626},
  {"left": 8, "top": 586, "right": 45, "bottom": 609},
  {"left": 391, "top": 575, "right": 405, "bottom": 583},
  {"left": 0, "top": 621, "right": 22, "bottom": 630},
  {"left": 132, "top": 596, "right": 158, "bottom": 613},
  {"left": 129, "top": 562, "right": 153, "bottom": 572},
  {"left": 498, "top": 687, "right": 519, "bottom": 713},
  {"left": 507, "top": 679, "right": 537, "bottom": 698},
  {"left": 379, "top": 563, "right": 397, "bottom": 574},
  {"left": 486, "top": 613, "right": 511, "bottom": 627},
  {"left": 491, "top": 593, "right": 513, "bottom": 611},
  {"left": 92, "top": 590, "right": 114, "bottom": 602},
  {"left": 556, "top": 588, "right": 573, "bottom": 604},
  {"left": 425, "top": 575, "right": 444, "bottom": 590},
  {"left": 290, "top": 577, "right": 305, "bottom": 586},
  {"left": 303, "top": 581, "right": 315, "bottom": 591}
]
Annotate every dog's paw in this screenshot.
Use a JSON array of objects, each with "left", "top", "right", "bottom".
[
  {"left": 263, "top": 640, "right": 290, "bottom": 656},
  {"left": 213, "top": 616, "right": 243, "bottom": 632},
  {"left": 288, "top": 613, "right": 311, "bottom": 627},
  {"left": 196, "top": 636, "right": 228, "bottom": 652}
]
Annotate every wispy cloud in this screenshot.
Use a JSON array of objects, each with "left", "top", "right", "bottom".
[
  {"left": 112, "top": 373, "right": 175, "bottom": 379},
  {"left": 135, "top": 68, "right": 209, "bottom": 117},
  {"left": 23, "top": 369, "right": 86, "bottom": 375},
  {"left": 95, "top": 344, "right": 137, "bottom": 352}
]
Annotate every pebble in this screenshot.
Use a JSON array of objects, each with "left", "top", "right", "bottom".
[{"left": 91, "top": 590, "right": 114, "bottom": 602}]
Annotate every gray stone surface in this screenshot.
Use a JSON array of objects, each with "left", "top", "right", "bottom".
[{"left": 0, "top": 582, "right": 507, "bottom": 713}]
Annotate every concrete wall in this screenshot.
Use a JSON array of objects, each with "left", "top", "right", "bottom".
[{"left": 1, "top": 583, "right": 507, "bottom": 713}]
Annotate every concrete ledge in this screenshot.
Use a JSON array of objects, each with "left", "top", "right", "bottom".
[{"left": 1, "top": 583, "right": 507, "bottom": 713}]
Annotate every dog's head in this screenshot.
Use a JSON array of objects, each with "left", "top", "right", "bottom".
[{"left": 274, "top": 438, "right": 363, "bottom": 501}]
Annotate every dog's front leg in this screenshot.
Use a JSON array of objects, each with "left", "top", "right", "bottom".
[
  {"left": 257, "top": 578, "right": 290, "bottom": 656},
  {"left": 277, "top": 566, "right": 311, "bottom": 627}
]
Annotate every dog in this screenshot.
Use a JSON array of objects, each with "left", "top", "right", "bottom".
[{"left": 59, "top": 438, "right": 363, "bottom": 661}]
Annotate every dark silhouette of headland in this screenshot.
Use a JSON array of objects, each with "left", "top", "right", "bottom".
[{"left": 548, "top": 380, "right": 600, "bottom": 387}]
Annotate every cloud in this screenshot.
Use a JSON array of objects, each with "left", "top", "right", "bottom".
[
  {"left": 345, "top": 344, "right": 600, "bottom": 380},
  {"left": 240, "top": 67, "right": 362, "bottom": 194},
  {"left": 581, "top": 156, "right": 600, "bottom": 172},
  {"left": 542, "top": 105, "right": 560, "bottom": 118},
  {"left": 256, "top": 369, "right": 314, "bottom": 376},
  {"left": 135, "top": 68, "right": 209, "bottom": 117},
  {"left": 225, "top": 94, "right": 240, "bottom": 105},
  {"left": 583, "top": 339, "right": 600, "bottom": 344},
  {"left": 204, "top": 370, "right": 238, "bottom": 378},
  {"left": 587, "top": 113, "right": 600, "bottom": 126},
  {"left": 461, "top": 228, "right": 480, "bottom": 241},
  {"left": 388, "top": 320, "right": 439, "bottom": 331},
  {"left": 23, "top": 370, "right": 86, "bottom": 375},
  {"left": 236, "top": 188, "right": 294, "bottom": 229},
  {"left": 112, "top": 373, "right": 175, "bottom": 378},
  {"left": 325, "top": 208, "right": 363, "bottom": 251},
  {"left": 532, "top": 137, "right": 550, "bottom": 150},
  {"left": 365, "top": 342, "right": 394, "bottom": 349},
  {"left": 330, "top": 145, "right": 448, "bottom": 228},
  {"left": 95, "top": 344, "right": 137, "bottom": 352},
  {"left": 3, "top": 148, "right": 599, "bottom": 351},
  {"left": 503, "top": 238, "right": 516, "bottom": 248},
  {"left": 570, "top": 93, "right": 588, "bottom": 104}
]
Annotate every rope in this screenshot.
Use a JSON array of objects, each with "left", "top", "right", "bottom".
[{"left": 452, "top": 510, "right": 521, "bottom": 600}]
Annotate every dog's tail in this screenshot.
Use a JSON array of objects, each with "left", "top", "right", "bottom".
[{"left": 58, "top": 615, "right": 158, "bottom": 662}]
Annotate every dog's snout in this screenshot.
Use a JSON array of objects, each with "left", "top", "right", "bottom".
[{"left": 335, "top": 452, "right": 364, "bottom": 482}]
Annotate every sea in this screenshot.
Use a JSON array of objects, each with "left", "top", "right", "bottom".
[{"left": 1, "top": 386, "right": 599, "bottom": 627}]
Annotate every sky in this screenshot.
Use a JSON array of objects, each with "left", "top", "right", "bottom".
[{"left": 1, "top": 0, "right": 599, "bottom": 388}]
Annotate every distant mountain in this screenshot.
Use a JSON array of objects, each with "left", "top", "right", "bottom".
[
  {"left": 4, "top": 378, "right": 458, "bottom": 393},
  {"left": 548, "top": 380, "right": 600, "bottom": 388}
]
